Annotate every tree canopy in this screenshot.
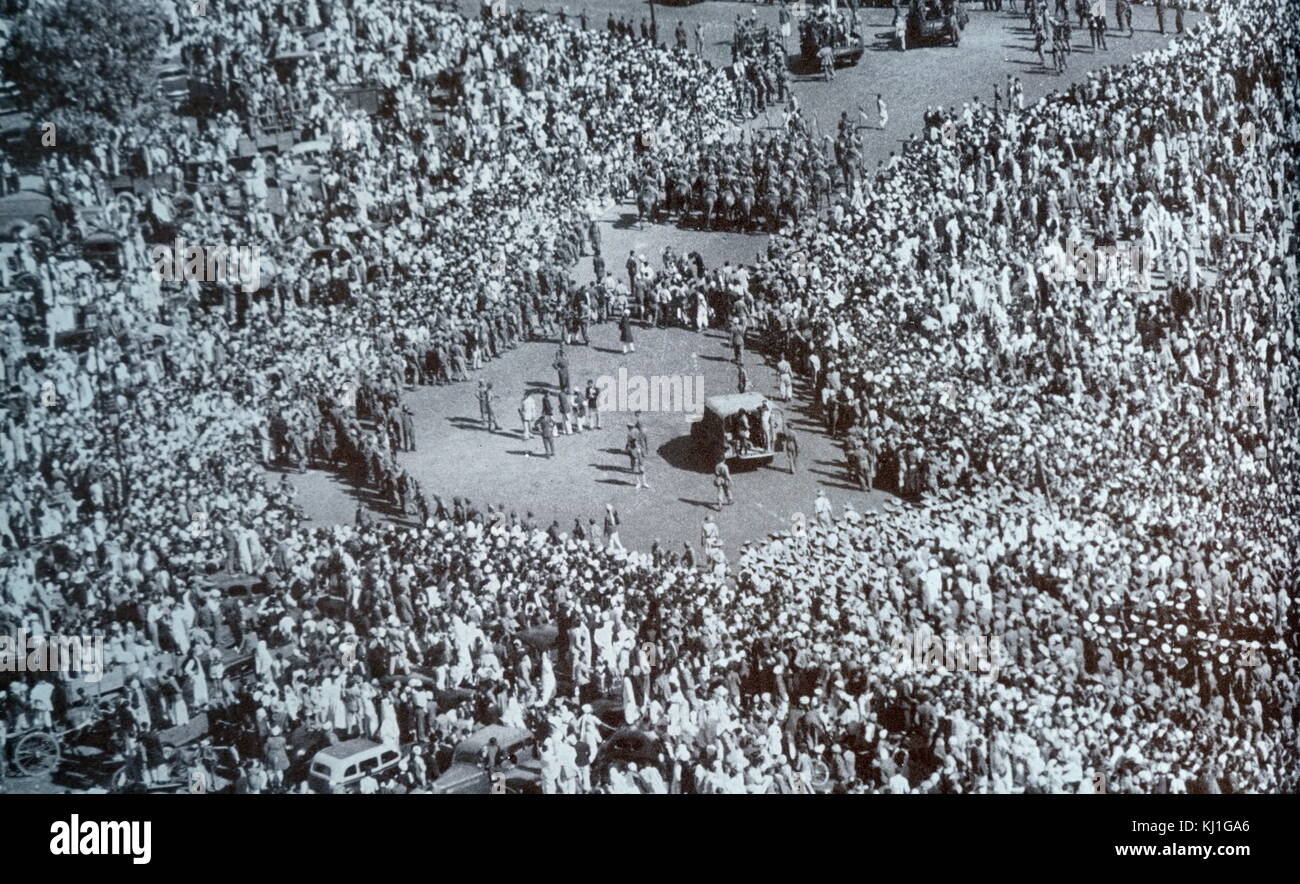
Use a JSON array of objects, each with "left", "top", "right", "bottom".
[{"left": 2, "top": 0, "right": 165, "bottom": 150}]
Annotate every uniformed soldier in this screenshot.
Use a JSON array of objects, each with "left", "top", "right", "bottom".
[
  {"left": 776, "top": 354, "right": 794, "bottom": 401},
  {"left": 478, "top": 381, "right": 499, "bottom": 431},
  {"left": 538, "top": 413, "right": 557, "bottom": 458},
  {"left": 577, "top": 294, "right": 591, "bottom": 345},
  {"left": 779, "top": 426, "right": 799, "bottom": 474},
  {"left": 625, "top": 249, "right": 638, "bottom": 295},
  {"left": 713, "top": 459, "right": 733, "bottom": 510},
  {"left": 819, "top": 45, "right": 834, "bottom": 81},
  {"left": 585, "top": 379, "right": 602, "bottom": 430},
  {"left": 553, "top": 345, "right": 570, "bottom": 393},
  {"left": 400, "top": 405, "right": 415, "bottom": 451},
  {"left": 700, "top": 514, "right": 720, "bottom": 550},
  {"left": 848, "top": 441, "right": 870, "bottom": 491}
]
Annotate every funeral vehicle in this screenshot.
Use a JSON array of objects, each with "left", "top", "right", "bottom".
[{"left": 691, "top": 392, "right": 784, "bottom": 470}]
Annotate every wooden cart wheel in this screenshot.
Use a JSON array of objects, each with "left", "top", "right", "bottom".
[{"left": 14, "top": 731, "right": 61, "bottom": 776}]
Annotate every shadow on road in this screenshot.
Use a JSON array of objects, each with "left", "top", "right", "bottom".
[
  {"left": 677, "top": 497, "right": 718, "bottom": 510},
  {"left": 657, "top": 433, "right": 707, "bottom": 473}
]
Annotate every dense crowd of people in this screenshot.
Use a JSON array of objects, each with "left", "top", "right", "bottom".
[
  {"left": 734, "top": 0, "right": 1298, "bottom": 790},
  {"left": 1, "top": 0, "right": 1295, "bottom": 793}
]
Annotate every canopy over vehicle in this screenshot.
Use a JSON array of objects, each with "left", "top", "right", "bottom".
[{"left": 691, "top": 392, "right": 784, "bottom": 470}]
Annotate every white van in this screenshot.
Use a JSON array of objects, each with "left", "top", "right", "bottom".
[{"left": 306, "top": 738, "right": 401, "bottom": 793}]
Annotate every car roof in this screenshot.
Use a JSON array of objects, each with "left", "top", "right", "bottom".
[
  {"left": 455, "top": 725, "right": 532, "bottom": 754},
  {"left": 317, "top": 738, "right": 387, "bottom": 760},
  {"left": 289, "top": 139, "right": 332, "bottom": 154},
  {"left": 602, "top": 727, "right": 660, "bottom": 749},
  {"left": 704, "top": 392, "right": 769, "bottom": 417}
]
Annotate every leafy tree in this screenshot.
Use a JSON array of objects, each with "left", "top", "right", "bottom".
[{"left": 1, "top": 0, "right": 165, "bottom": 150}]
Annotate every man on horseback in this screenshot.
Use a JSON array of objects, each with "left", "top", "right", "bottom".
[
  {"left": 636, "top": 181, "right": 657, "bottom": 229},
  {"left": 738, "top": 180, "right": 756, "bottom": 231},
  {"left": 764, "top": 185, "right": 782, "bottom": 232}
]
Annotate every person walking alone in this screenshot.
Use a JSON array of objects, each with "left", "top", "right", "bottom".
[
  {"left": 604, "top": 504, "right": 626, "bottom": 554},
  {"left": 620, "top": 310, "right": 636, "bottom": 354},
  {"left": 538, "top": 412, "right": 557, "bottom": 458},
  {"left": 780, "top": 426, "right": 800, "bottom": 474},
  {"left": 481, "top": 381, "right": 500, "bottom": 432},
  {"left": 714, "top": 458, "right": 733, "bottom": 510},
  {"left": 632, "top": 445, "right": 649, "bottom": 490},
  {"left": 776, "top": 354, "right": 794, "bottom": 401},
  {"left": 585, "top": 380, "right": 602, "bottom": 430},
  {"left": 519, "top": 393, "right": 536, "bottom": 440}
]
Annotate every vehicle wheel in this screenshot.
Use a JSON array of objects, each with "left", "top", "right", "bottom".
[
  {"left": 808, "top": 758, "right": 831, "bottom": 789},
  {"left": 34, "top": 215, "right": 56, "bottom": 239},
  {"left": 14, "top": 731, "right": 61, "bottom": 776},
  {"left": 109, "top": 764, "right": 132, "bottom": 792}
]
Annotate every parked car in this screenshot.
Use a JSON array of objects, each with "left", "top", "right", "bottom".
[
  {"left": 904, "top": 0, "right": 968, "bottom": 49},
  {"left": 430, "top": 725, "right": 542, "bottom": 794},
  {"left": 0, "top": 79, "right": 32, "bottom": 149},
  {"left": 0, "top": 175, "right": 57, "bottom": 240},
  {"left": 306, "top": 738, "right": 402, "bottom": 793},
  {"left": 592, "top": 728, "right": 667, "bottom": 789}
]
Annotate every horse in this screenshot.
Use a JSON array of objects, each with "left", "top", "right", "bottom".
[
  {"left": 718, "top": 187, "right": 736, "bottom": 230},
  {"left": 700, "top": 189, "right": 717, "bottom": 231},
  {"left": 790, "top": 188, "right": 809, "bottom": 227},
  {"left": 737, "top": 190, "right": 755, "bottom": 231},
  {"left": 670, "top": 178, "right": 692, "bottom": 217},
  {"left": 636, "top": 184, "right": 659, "bottom": 228},
  {"left": 764, "top": 190, "right": 782, "bottom": 232}
]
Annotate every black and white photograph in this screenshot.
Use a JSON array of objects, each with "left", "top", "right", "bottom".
[{"left": 0, "top": 0, "right": 1295, "bottom": 856}]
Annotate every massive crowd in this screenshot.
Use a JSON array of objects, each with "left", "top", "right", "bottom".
[{"left": 1, "top": 0, "right": 1295, "bottom": 793}]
